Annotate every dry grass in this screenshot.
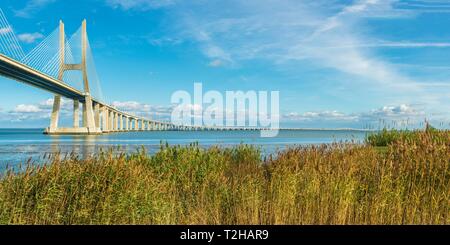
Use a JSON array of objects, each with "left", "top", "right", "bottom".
[{"left": 0, "top": 131, "right": 448, "bottom": 224}]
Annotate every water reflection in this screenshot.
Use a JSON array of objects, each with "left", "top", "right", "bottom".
[{"left": 0, "top": 128, "right": 369, "bottom": 169}]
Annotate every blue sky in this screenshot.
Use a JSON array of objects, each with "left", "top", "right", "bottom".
[{"left": 0, "top": 0, "right": 450, "bottom": 128}]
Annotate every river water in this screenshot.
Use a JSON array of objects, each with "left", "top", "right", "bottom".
[{"left": 0, "top": 128, "right": 369, "bottom": 169}]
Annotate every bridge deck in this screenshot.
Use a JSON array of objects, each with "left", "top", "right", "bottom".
[{"left": 0, "top": 54, "right": 86, "bottom": 101}]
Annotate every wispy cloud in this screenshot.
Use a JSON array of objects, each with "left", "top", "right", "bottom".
[
  {"left": 17, "top": 32, "right": 44, "bottom": 43},
  {"left": 326, "top": 41, "right": 450, "bottom": 49},
  {"left": 112, "top": 101, "right": 173, "bottom": 120},
  {"left": 0, "top": 26, "right": 12, "bottom": 35},
  {"left": 14, "top": 0, "right": 57, "bottom": 18},
  {"left": 283, "top": 103, "right": 447, "bottom": 128},
  {"left": 168, "top": 1, "right": 450, "bottom": 109},
  {"left": 105, "top": 0, "right": 450, "bottom": 122},
  {"left": 13, "top": 104, "right": 43, "bottom": 113},
  {"left": 106, "top": 0, "right": 174, "bottom": 11},
  {"left": 208, "top": 59, "right": 224, "bottom": 67}
]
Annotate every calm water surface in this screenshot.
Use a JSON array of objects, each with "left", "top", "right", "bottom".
[{"left": 0, "top": 128, "right": 369, "bottom": 168}]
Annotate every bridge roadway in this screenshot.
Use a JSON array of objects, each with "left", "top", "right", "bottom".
[{"left": 0, "top": 54, "right": 265, "bottom": 134}]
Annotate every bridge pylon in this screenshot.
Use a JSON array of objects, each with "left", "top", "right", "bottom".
[{"left": 45, "top": 20, "right": 101, "bottom": 135}]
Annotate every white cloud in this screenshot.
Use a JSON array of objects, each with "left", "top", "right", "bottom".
[
  {"left": 17, "top": 32, "right": 44, "bottom": 43},
  {"left": 98, "top": 1, "right": 450, "bottom": 124},
  {"left": 112, "top": 101, "right": 173, "bottom": 120},
  {"left": 208, "top": 59, "right": 224, "bottom": 67},
  {"left": 335, "top": 41, "right": 450, "bottom": 49},
  {"left": 0, "top": 26, "right": 12, "bottom": 35},
  {"left": 105, "top": 1, "right": 450, "bottom": 91},
  {"left": 15, "top": 0, "right": 57, "bottom": 18},
  {"left": 365, "top": 104, "right": 425, "bottom": 118},
  {"left": 13, "top": 104, "right": 42, "bottom": 113},
  {"left": 203, "top": 48, "right": 232, "bottom": 67},
  {"left": 284, "top": 110, "right": 359, "bottom": 122},
  {"left": 106, "top": 0, "right": 174, "bottom": 11},
  {"left": 283, "top": 104, "right": 435, "bottom": 128}
]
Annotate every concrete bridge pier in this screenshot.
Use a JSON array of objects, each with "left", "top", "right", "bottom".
[
  {"left": 125, "top": 116, "right": 129, "bottom": 131},
  {"left": 94, "top": 103, "right": 100, "bottom": 129},
  {"left": 101, "top": 106, "right": 108, "bottom": 132},
  {"left": 140, "top": 120, "right": 145, "bottom": 131},
  {"left": 83, "top": 95, "right": 101, "bottom": 134},
  {"left": 45, "top": 95, "right": 101, "bottom": 135},
  {"left": 133, "top": 118, "right": 138, "bottom": 131},
  {"left": 118, "top": 114, "right": 122, "bottom": 131},
  {"left": 113, "top": 112, "right": 119, "bottom": 132},
  {"left": 73, "top": 99, "right": 80, "bottom": 128}
]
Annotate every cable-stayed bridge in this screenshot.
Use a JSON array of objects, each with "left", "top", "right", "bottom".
[{"left": 0, "top": 11, "right": 262, "bottom": 134}]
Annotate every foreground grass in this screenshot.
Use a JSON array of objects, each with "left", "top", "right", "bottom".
[{"left": 0, "top": 131, "right": 448, "bottom": 224}]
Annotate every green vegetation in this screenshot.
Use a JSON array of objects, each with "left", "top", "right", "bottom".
[
  {"left": 0, "top": 131, "right": 448, "bottom": 224},
  {"left": 366, "top": 124, "right": 449, "bottom": 147}
]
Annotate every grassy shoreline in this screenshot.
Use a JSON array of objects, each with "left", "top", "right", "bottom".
[{"left": 0, "top": 130, "right": 448, "bottom": 224}]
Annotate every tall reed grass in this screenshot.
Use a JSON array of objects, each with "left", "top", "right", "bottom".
[{"left": 0, "top": 131, "right": 448, "bottom": 224}]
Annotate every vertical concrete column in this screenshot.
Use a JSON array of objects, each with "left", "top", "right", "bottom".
[
  {"left": 147, "top": 121, "right": 151, "bottom": 131},
  {"left": 134, "top": 119, "right": 139, "bottom": 131},
  {"left": 73, "top": 99, "right": 79, "bottom": 128},
  {"left": 101, "top": 106, "right": 108, "bottom": 132},
  {"left": 108, "top": 110, "right": 113, "bottom": 132},
  {"left": 81, "top": 20, "right": 90, "bottom": 94},
  {"left": 77, "top": 96, "right": 98, "bottom": 133},
  {"left": 82, "top": 102, "right": 87, "bottom": 127},
  {"left": 115, "top": 114, "right": 119, "bottom": 131},
  {"left": 83, "top": 95, "right": 97, "bottom": 133},
  {"left": 119, "top": 114, "right": 123, "bottom": 131},
  {"left": 112, "top": 112, "right": 117, "bottom": 131},
  {"left": 49, "top": 96, "right": 61, "bottom": 131},
  {"left": 141, "top": 120, "right": 145, "bottom": 131},
  {"left": 125, "top": 117, "right": 129, "bottom": 131},
  {"left": 94, "top": 103, "right": 100, "bottom": 129}
]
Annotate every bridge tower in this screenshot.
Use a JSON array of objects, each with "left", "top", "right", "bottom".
[{"left": 45, "top": 20, "right": 101, "bottom": 134}]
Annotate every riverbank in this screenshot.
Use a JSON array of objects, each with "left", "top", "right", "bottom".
[{"left": 0, "top": 130, "right": 448, "bottom": 224}]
